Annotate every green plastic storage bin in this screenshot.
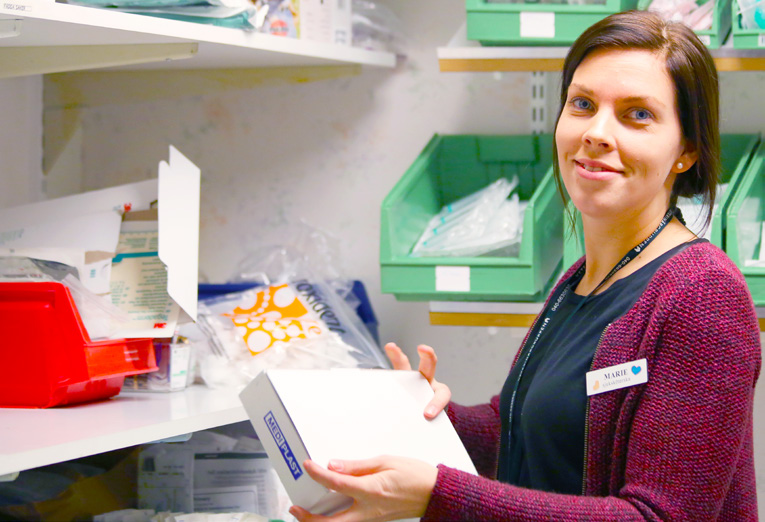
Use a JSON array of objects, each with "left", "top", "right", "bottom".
[
  {"left": 637, "top": 0, "right": 731, "bottom": 48},
  {"left": 727, "top": 141, "right": 765, "bottom": 306},
  {"left": 561, "top": 133, "right": 759, "bottom": 268},
  {"left": 731, "top": 0, "right": 765, "bottom": 48},
  {"left": 380, "top": 134, "right": 564, "bottom": 302},
  {"left": 465, "top": 0, "right": 639, "bottom": 46}
]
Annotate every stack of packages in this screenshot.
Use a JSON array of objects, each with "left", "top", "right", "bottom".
[
  {"left": 64, "top": 0, "right": 354, "bottom": 38},
  {"left": 646, "top": 0, "right": 715, "bottom": 31},
  {"left": 410, "top": 177, "right": 527, "bottom": 258}
]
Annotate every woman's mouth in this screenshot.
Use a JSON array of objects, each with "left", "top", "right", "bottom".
[{"left": 574, "top": 160, "right": 620, "bottom": 180}]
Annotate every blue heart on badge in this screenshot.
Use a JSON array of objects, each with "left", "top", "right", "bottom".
[{"left": 631, "top": 365, "right": 642, "bottom": 375}]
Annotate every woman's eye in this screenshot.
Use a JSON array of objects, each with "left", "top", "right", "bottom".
[
  {"left": 629, "top": 108, "right": 653, "bottom": 121},
  {"left": 571, "top": 98, "right": 592, "bottom": 110}
]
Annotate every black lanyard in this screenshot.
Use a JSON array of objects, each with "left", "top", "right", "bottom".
[
  {"left": 506, "top": 207, "right": 678, "bottom": 452},
  {"left": 531, "top": 206, "right": 676, "bottom": 345}
]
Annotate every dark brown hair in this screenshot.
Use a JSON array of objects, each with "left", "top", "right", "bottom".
[{"left": 553, "top": 10, "right": 720, "bottom": 230}]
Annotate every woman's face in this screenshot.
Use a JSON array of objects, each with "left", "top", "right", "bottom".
[{"left": 555, "top": 49, "right": 696, "bottom": 222}]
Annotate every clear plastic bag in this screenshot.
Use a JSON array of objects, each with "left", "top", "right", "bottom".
[
  {"left": 196, "top": 223, "right": 388, "bottom": 389},
  {"left": 411, "top": 177, "right": 525, "bottom": 258},
  {"left": 0, "top": 257, "right": 129, "bottom": 340},
  {"left": 196, "top": 282, "right": 387, "bottom": 389},
  {"left": 647, "top": 0, "right": 715, "bottom": 31},
  {"left": 351, "top": 0, "right": 407, "bottom": 55}
]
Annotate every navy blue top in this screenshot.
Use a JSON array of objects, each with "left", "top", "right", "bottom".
[{"left": 497, "top": 238, "right": 705, "bottom": 494}]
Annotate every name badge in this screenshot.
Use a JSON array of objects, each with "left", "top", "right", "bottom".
[{"left": 586, "top": 358, "right": 648, "bottom": 396}]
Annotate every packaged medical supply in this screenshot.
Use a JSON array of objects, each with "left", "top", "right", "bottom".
[
  {"left": 67, "top": 0, "right": 258, "bottom": 29},
  {"left": 411, "top": 177, "right": 526, "bottom": 258},
  {"left": 124, "top": 337, "right": 193, "bottom": 392},
  {"left": 352, "top": 0, "right": 407, "bottom": 53},
  {"left": 647, "top": 0, "right": 715, "bottom": 30},
  {"left": 239, "top": 369, "right": 477, "bottom": 516},
  {"left": 137, "top": 429, "right": 291, "bottom": 520},
  {"left": 196, "top": 280, "right": 387, "bottom": 389}
]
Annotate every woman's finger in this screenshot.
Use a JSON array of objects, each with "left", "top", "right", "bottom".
[
  {"left": 424, "top": 381, "right": 452, "bottom": 419},
  {"left": 290, "top": 503, "right": 359, "bottom": 522},
  {"left": 417, "top": 344, "right": 437, "bottom": 382},
  {"left": 327, "top": 456, "right": 386, "bottom": 476},
  {"left": 384, "top": 342, "right": 412, "bottom": 371},
  {"left": 303, "top": 459, "right": 380, "bottom": 497},
  {"left": 290, "top": 504, "right": 329, "bottom": 522}
]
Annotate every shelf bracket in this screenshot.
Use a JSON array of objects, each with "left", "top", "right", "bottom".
[
  {"left": 0, "top": 42, "right": 198, "bottom": 78},
  {"left": 0, "top": 19, "right": 21, "bottom": 39},
  {"left": 530, "top": 71, "right": 547, "bottom": 134}
]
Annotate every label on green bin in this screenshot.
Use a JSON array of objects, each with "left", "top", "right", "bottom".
[
  {"left": 436, "top": 266, "right": 471, "bottom": 292},
  {"left": 521, "top": 12, "right": 555, "bottom": 39},
  {"left": 759, "top": 35, "right": 765, "bottom": 47}
]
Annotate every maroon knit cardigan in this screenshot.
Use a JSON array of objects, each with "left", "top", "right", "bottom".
[{"left": 423, "top": 241, "right": 762, "bottom": 521}]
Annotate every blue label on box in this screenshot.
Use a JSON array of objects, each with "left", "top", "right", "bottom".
[{"left": 264, "top": 411, "right": 303, "bottom": 480}]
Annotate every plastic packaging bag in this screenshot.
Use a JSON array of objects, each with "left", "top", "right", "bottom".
[
  {"left": 351, "top": 0, "right": 407, "bottom": 54},
  {"left": 197, "top": 280, "right": 387, "bottom": 389},
  {"left": 411, "top": 177, "right": 525, "bottom": 257},
  {"left": 0, "top": 257, "right": 129, "bottom": 340},
  {"left": 195, "top": 222, "right": 388, "bottom": 389},
  {"left": 647, "top": 0, "right": 715, "bottom": 31}
]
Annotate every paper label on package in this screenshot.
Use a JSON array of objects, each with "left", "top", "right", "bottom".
[
  {"left": 117, "top": 220, "right": 160, "bottom": 254},
  {"left": 193, "top": 452, "right": 277, "bottom": 516},
  {"left": 110, "top": 220, "right": 178, "bottom": 338},
  {"left": 110, "top": 253, "right": 178, "bottom": 338},
  {"left": 193, "top": 487, "right": 258, "bottom": 514},
  {"left": 138, "top": 446, "right": 194, "bottom": 513},
  {"left": 435, "top": 265, "right": 470, "bottom": 292},
  {"left": 520, "top": 12, "right": 555, "bottom": 39},
  {"left": 169, "top": 343, "right": 191, "bottom": 390}
]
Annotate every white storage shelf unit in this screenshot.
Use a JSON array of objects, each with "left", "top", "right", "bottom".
[
  {"left": 0, "top": 0, "right": 396, "bottom": 77},
  {"left": 0, "top": 386, "right": 248, "bottom": 476},
  {"left": 0, "top": 0, "right": 394, "bottom": 479}
]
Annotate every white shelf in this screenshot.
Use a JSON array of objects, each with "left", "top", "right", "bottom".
[
  {"left": 0, "top": 0, "right": 396, "bottom": 77},
  {"left": 438, "top": 22, "right": 765, "bottom": 72},
  {"left": 0, "top": 385, "right": 248, "bottom": 475}
]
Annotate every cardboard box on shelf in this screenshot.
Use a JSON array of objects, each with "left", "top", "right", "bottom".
[
  {"left": 238, "top": 368, "right": 477, "bottom": 516},
  {"left": 0, "top": 145, "right": 200, "bottom": 340}
]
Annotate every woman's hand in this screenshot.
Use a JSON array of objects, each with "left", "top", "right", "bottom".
[
  {"left": 289, "top": 456, "right": 438, "bottom": 522},
  {"left": 384, "top": 342, "right": 451, "bottom": 420}
]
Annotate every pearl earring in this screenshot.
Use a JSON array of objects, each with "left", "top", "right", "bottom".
[{"left": 676, "top": 162, "right": 683, "bottom": 170}]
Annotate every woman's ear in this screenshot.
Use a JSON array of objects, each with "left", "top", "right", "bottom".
[{"left": 672, "top": 144, "right": 698, "bottom": 174}]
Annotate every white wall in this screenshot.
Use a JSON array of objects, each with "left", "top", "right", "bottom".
[
  {"left": 0, "top": 76, "right": 43, "bottom": 207},
  {"left": 50, "top": 0, "right": 534, "bottom": 406},
  {"left": 38, "top": 0, "right": 765, "bottom": 515}
]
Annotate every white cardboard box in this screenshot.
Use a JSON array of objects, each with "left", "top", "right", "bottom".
[
  {"left": 0, "top": 145, "right": 200, "bottom": 339},
  {"left": 238, "top": 369, "right": 477, "bottom": 515}
]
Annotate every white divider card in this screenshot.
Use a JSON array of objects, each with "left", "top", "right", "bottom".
[
  {"left": 520, "top": 12, "right": 555, "bottom": 39},
  {"left": 435, "top": 265, "right": 471, "bottom": 292}
]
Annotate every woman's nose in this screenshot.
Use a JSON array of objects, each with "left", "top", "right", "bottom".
[{"left": 582, "top": 112, "right": 615, "bottom": 150}]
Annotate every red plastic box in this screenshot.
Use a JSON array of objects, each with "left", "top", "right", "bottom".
[{"left": 0, "top": 282, "right": 158, "bottom": 408}]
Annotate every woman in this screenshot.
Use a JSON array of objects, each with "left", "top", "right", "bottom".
[{"left": 289, "top": 10, "right": 762, "bottom": 521}]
